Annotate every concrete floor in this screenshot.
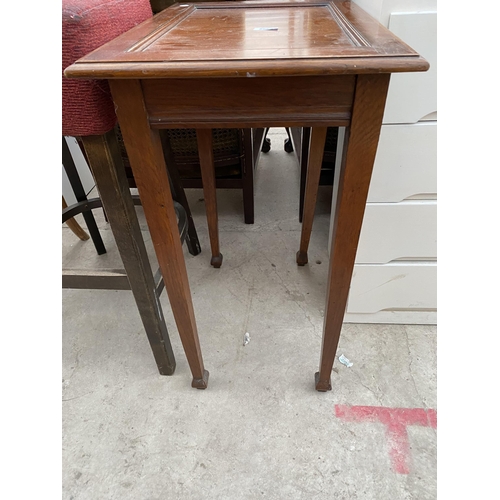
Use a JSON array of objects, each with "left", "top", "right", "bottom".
[{"left": 62, "top": 129, "right": 437, "bottom": 499}]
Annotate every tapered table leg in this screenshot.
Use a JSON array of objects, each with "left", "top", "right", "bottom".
[
  {"left": 80, "top": 128, "right": 176, "bottom": 376},
  {"left": 296, "top": 127, "right": 327, "bottom": 266},
  {"left": 196, "top": 129, "right": 223, "bottom": 268},
  {"left": 109, "top": 79, "right": 209, "bottom": 389},
  {"left": 315, "top": 74, "right": 390, "bottom": 391}
]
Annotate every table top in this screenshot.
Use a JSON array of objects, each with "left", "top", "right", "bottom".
[{"left": 65, "top": 0, "right": 428, "bottom": 79}]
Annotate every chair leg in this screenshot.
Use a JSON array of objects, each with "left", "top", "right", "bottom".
[
  {"left": 261, "top": 127, "right": 271, "bottom": 153},
  {"left": 160, "top": 131, "right": 202, "bottom": 256},
  {"left": 241, "top": 128, "right": 255, "bottom": 224},
  {"left": 62, "top": 137, "right": 106, "bottom": 255},
  {"left": 197, "top": 128, "right": 223, "bottom": 268},
  {"left": 299, "top": 127, "right": 311, "bottom": 223},
  {"left": 297, "top": 127, "right": 328, "bottom": 266},
  {"left": 79, "top": 128, "right": 177, "bottom": 376},
  {"left": 62, "top": 196, "right": 89, "bottom": 241},
  {"left": 284, "top": 127, "right": 294, "bottom": 153}
]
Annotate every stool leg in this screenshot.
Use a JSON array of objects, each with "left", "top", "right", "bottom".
[
  {"left": 80, "top": 128, "right": 176, "bottom": 376},
  {"left": 109, "top": 79, "right": 208, "bottom": 389},
  {"left": 296, "top": 127, "right": 327, "bottom": 266},
  {"left": 62, "top": 196, "right": 89, "bottom": 241},
  {"left": 197, "top": 129, "right": 223, "bottom": 268},
  {"left": 62, "top": 137, "right": 106, "bottom": 255}
]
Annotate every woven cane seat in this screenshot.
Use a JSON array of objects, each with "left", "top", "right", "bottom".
[{"left": 117, "top": 127, "right": 244, "bottom": 181}]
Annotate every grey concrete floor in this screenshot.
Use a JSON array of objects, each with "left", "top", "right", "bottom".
[{"left": 62, "top": 129, "right": 437, "bottom": 499}]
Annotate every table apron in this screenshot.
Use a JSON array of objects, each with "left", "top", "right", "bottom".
[{"left": 141, "top": 75, "right": 355, "bottom": 128}]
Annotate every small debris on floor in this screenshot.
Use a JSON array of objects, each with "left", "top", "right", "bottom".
[
  {"left": 338, "top": 354, "right": 353, "bottom": 368},
  {"left": 243, "top": 332, "right": 251, "bottom": 346}
]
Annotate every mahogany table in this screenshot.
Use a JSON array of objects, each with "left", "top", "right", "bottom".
[{"left": 66, "top": 0, "right": 428, "bottom": 391}]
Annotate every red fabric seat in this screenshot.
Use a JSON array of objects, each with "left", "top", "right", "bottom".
[{"left": 62, "top": 0, "right": 152, "bottom": 136}]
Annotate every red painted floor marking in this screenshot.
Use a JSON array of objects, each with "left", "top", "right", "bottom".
[{"left": 335, "top": 405, "right": 437, "bottom": 474}]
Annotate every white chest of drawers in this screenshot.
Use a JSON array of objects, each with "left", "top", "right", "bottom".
[{"left": 331, "top": 3, "right": 437, "bottom": 324}]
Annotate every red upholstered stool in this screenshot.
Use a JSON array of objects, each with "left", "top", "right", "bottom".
[
  {"left": 62, "top": 0, "right": 151, "bottom": 137},
  {"left": 62, "top": 0, "right": 197, "bottom": 376}
]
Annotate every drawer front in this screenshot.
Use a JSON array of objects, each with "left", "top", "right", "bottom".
[
  {"left": 368, "top": 122, "right": 436, "bottom": 202},
  {"left": 383, "top": 11, "right": 437, "bottom": 124},
  {"left": 344, "top": 310, "right": 437, "bottom": 325},
  {"left": 356, "top": 201, "right": 436, "bottom": 263},
  {"left": 347, "top": 262, "right": 437, "bottom": 313},
  {"left": 142, "top": 76, "right": 355, "bottom": 128}
]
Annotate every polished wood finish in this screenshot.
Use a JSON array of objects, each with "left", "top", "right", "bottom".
[
  {"left": 65, "top": 0, "right": 428, "bottom": 391},
  {"left": 66, "top": 1, "right": 428, "bottom": 79},
  {"left": 142, "top": 76, "right": 355, "bottom": 128},
  {"left": 108, "top": 79, "right": 208, "bottom": 389}
]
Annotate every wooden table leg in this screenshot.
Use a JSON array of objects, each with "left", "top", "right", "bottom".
[
  {"left": 109, "top": 79, "right": 209, "bottom": 389},
  {"left": 80, "top": 128, "right": 176, "bottom": 376},
  {"left": 196, "top": 129, "right": 223, "bottom": 268},
  {"left": 315, "top": 74, "right": 390, "bottom": 391},
  {"left": 297, "top": 126, "right": 327, "bottom": 266}
]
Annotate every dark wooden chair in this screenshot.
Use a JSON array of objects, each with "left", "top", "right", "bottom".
[{"left": 120, "top": 127, "right": 266, "bottom": 225}]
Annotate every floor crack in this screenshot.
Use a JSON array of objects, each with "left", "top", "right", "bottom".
[
  {"left": 404, "top": 326, "right": 427, "bottom": 409},
  {"left": 62, "top": 391, "right": 93, "bottom": 402}
]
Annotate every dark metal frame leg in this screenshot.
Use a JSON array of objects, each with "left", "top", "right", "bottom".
[
  {"left": 79, "top": 127, "right": 176, "bottom": 375},
  {"left": 62, "top": 136, "right": 106, "bottom": 255},
  {"left": 160, "top": 131, "right": 202, "bottom": 256}
]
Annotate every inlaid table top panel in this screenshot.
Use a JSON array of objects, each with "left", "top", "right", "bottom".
[{"left": 65, "top": 0, "right": 428, "bottom": 79}]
